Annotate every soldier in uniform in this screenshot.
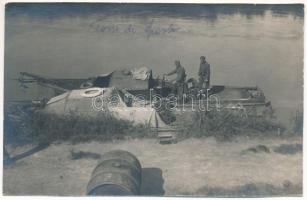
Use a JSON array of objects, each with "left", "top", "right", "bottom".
[
  {"left": 198, "top": 56, "right": 211, "bottom": 90},
  {"left": 164, "top": 60, "right": 186, "bottom": 98}
]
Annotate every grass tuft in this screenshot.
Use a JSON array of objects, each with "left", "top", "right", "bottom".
[
  {"left": 175, "top": 108, "right": 286, "bottom": 141},
  {"left": 5, "top": 104, "right": 153, "bottom": 145}
]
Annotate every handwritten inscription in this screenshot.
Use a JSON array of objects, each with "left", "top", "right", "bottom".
[{"left": 89, "top": 19, "right": 180, "bottom": 39}]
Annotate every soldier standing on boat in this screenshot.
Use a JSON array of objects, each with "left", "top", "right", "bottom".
[
  {"left": 164, "top": 60, "right": 186, "bottom": 98},
  {"left": 198, "top": 56, "right": 211, "bottom": 90}
]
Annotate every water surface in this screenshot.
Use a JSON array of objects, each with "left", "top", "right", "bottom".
[{"left": 4, "top": 4, "right": 304, "bottom": 124}]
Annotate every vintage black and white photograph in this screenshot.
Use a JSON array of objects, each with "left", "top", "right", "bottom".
[{"left": 2, "top": 2, "right": 304, "bottom": 197}]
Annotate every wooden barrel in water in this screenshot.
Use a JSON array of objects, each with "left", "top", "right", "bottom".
[{"left": 87, "top": 150, "right": 142, "bottom": 195}]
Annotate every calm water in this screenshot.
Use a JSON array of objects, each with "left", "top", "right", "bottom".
[{"left": 4, "top": 4, "right": 304, "bottom": 124}]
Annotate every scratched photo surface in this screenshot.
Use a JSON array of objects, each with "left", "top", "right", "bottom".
[{"left": 3, "top": 3, "right": 304, "bottom": 196}]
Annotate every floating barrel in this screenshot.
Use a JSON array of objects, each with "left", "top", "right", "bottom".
[{"left": 87, "top": 150, "right": 142, "bottom": 195}]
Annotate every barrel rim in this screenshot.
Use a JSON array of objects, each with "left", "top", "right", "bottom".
[
  {"left": 92, "top": 159, "right": 142, "bottom": 176},
  {"left": 98, "top": 150, "right": 142, "bottom": 169},
  {"left": 91, "top": 165, "right": 141, "bottom": 188},
  {"left": 87, "top": 183, "right": 134, "bottom": 196},
  {"left": 87, "top": 172, "right": 140, "bottom": 195}
]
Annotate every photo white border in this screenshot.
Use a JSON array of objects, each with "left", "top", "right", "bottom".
[{"left": 0, "top": 0, "right": 305, "bottom": 200}]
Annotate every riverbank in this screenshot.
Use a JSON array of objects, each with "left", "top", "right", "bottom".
[{"left": 3, "top": 136, "right": 302, "bottom": 196}]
